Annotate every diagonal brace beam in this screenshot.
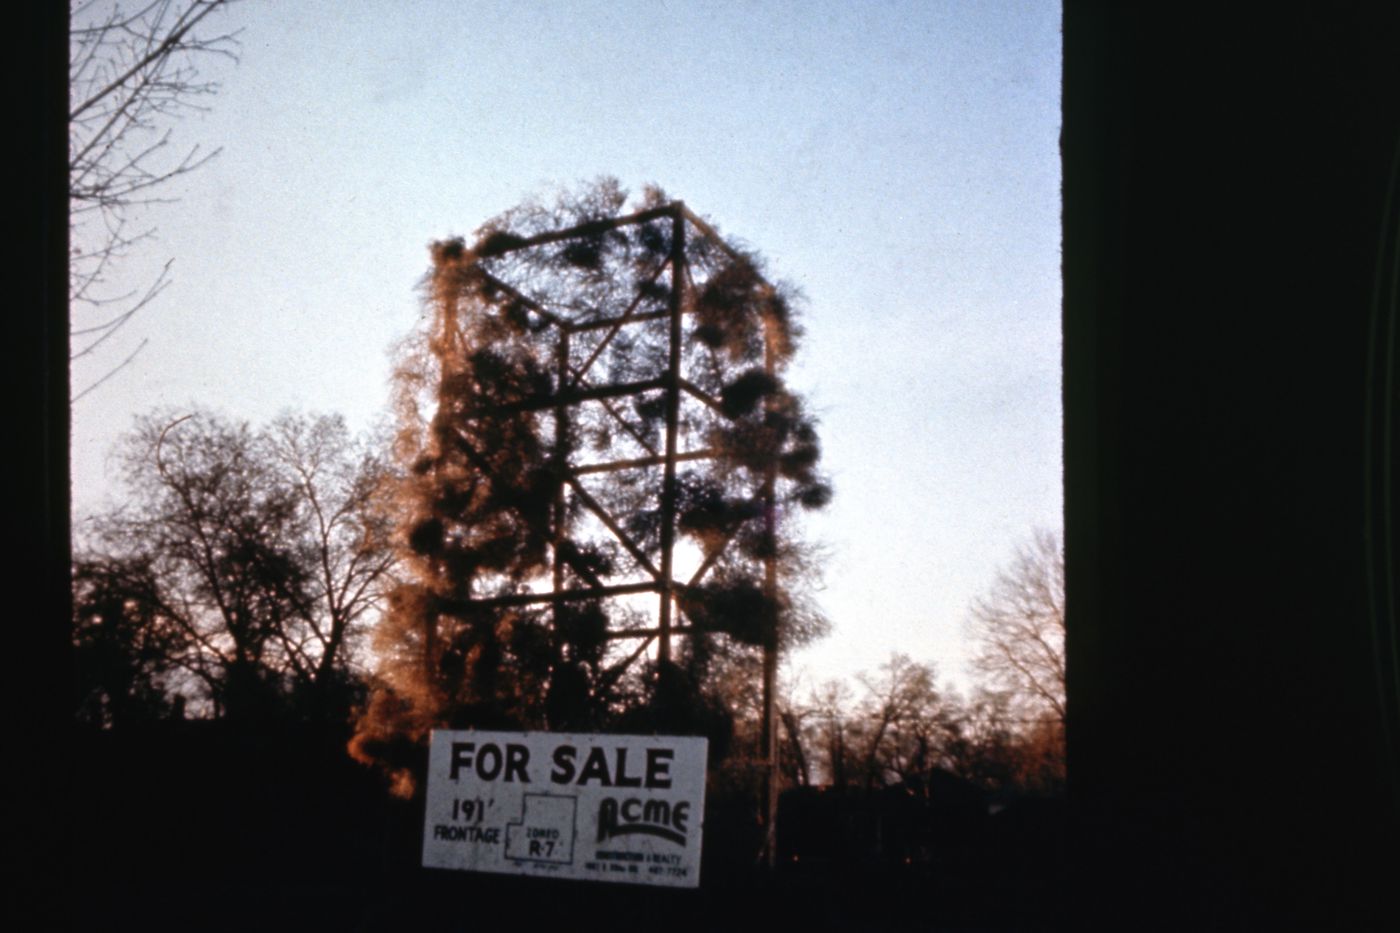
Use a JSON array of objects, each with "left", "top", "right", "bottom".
[{"left": 565, "top": 475, "right": 663, "bottom": 580}]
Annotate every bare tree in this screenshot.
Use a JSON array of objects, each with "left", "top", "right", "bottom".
[
  {"left": 266, "top": 412, "right": 399, "bottom": 692},
  {"left": 807, "top": 678, "right": 855, "bottom": 789},
  {"left": 938, "top": 687, "right": 1036, "bottom": 794},
  {"left": 72, "top": 553, "right": 191, "bottom": 727},
  {"left": 966, "top": 529, "right": 1066, "bottom": 728},
  {"left": 74, "top": 409, "right": 397, "bottom": 723},
  {"left": 852, "top": 653, "right": 949, "bottom": 791},
  {"left": 69, "top": 0, "right": 241, "bottom": 399}
]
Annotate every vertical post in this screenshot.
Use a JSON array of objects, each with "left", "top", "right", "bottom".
[
  {"left": 760, "top": 317, "right": 779, "bottom": 870},
  {"left": 657, "top": 205, "right": 686, "bottom": 667},
  {"left": 552, "top": 328, "right": 571, "bottom": 653}
]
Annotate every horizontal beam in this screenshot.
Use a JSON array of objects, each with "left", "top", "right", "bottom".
[
  {"left": 447, "top": 580, "right": 661, "bottom": 611},
  {"left": 568, "top": 308, "right": 670, "bottom": 334},
  {"left": 464, "top": 377, "right": 667, "bottom": 417},
  {"left": 443, "top": 582, "right": 712, "bottom": 621},
  {"left": 572, "top": 448, "right": 718, "bottom": 476},
  {"left": 604, "top": 625, "right": 696, "bottom": 641},
  {"left": 478, "top": 203, "right": 681, "bottom": 258}
]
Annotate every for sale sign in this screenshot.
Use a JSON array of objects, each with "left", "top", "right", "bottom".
[{"left": 422, "top": 731, "right": 708, "bottom": 888}]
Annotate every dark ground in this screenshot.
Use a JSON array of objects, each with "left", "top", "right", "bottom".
[{"left": 72, "top": 724, "right": 1065, "bottom": 933}]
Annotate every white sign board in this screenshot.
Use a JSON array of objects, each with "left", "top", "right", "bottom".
[{"left": 423, "top": 731, "right": 708, "bottom": 888}]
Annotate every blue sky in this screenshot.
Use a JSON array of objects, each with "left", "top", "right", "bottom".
[{"left": 70, "top": 0, "right": 1062, "bottom": 696}]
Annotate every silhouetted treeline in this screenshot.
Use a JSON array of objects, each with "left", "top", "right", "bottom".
[
  {"left": 72, "top": 406, "right": 1062, "bottom": 808},
  {"left": 716, "top": 532, "right": 1066, "bottom": 812},
  {"left": 720, "top": 651, "right": 1066, "bottom": 810},
  {"left": 71, "top": 435, "right": 1064, "bottom": 926}
]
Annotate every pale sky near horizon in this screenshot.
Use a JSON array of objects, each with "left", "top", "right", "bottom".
[{"left": 70, "top": 0, "right": 1063, "bottom": 699}]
